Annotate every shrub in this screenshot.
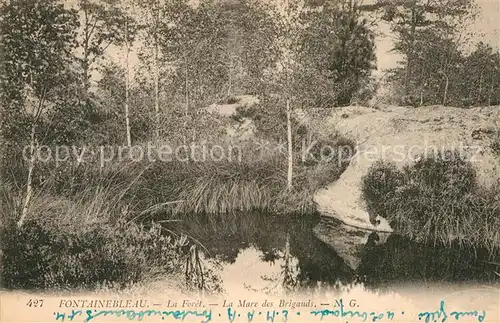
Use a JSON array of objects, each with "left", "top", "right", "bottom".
[
  {"left": 491, "top": 131, "right": 500, "bottom": 157},
  {"left": 299, "top": 132, "right": 356, "bottom": 168},
  {"left": 1, "top": 220, "right": 183, "bottom": 290},
  {"left": 0, "top": 185, "right": 186, "bottom": 291},
  {"left": 361, "top": 150, "right": 499, "bottom": 255},
  {"left": 405, "top": 150, "right": 476, "bottom": 197},
  {"left": 361, "top": 160, "right": 405, "bottom": 220}
]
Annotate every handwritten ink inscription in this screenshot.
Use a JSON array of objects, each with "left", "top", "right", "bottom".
[{"left": 51, "top": 299, "right": 487, "bottom": 322}]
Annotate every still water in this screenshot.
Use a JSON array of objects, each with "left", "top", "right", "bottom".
[{"left": 166, "top": 212, "right": 499, "bottom": 296}]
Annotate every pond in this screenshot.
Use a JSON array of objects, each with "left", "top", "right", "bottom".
[{"left": 164, "top": 212, "right": 499, "bottom": 296}]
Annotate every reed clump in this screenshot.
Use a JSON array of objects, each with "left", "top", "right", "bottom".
[
  {"left": 0, "top": 182, "right": 186, "bottom": 290},
  {"left": 362, "top": 150, "right": 500, "bottom": 256}
]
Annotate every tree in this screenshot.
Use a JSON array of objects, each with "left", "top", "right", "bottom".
[
  {"left": 0, "top": 0, "right": 79, "bottom": 227},
  {"left": 136, "top": 0, "right": 165, "bottom": 141},
  {"left": 66, "top": 0, "right": 137, "bottom": 146},
  {"left": 160, "top": 0, "right": 229, "bottom": 118},
  {"left": 265, "top": 0, "right": 306, "bottom": 191},
  {"left": 404, "top": 27, "right": 462, "bottom": 105},
  {"left": 75, "top": 0, "right": 132, "bottom": 104},
  {"left": 460, "top": 42, "right": 500, "bottom": 106},
  {"left": 299, "top": 0, "right": 377, "bottom": 107},
  {"left": 269, "top": 0, "right": 376, "bottom": 189},
  {"left": 363, "top": 0, "right": 475, "bottom": 100}
]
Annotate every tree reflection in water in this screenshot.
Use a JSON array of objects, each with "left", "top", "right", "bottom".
[
  {"left": 164, "top": 212, "right": 498, "bottom": 294},
  {"left": 166, "top": 212, "right": 354, "bottom": 294}
]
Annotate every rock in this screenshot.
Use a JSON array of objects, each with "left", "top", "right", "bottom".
[
  {"left": 204, "top": 95, "right": 260, "bottom": 141},
  {"left": 313, "top": 216, "right": 390, "bottom": 271},
  {"left": 310, "top": 105, "right": 500, "bottom": 233},
  {"left": 205, "top": 95, "right": 260, "bottom": 117}
]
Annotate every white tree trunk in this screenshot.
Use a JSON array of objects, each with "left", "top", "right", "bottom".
[
  {"left": 125, "top": 19, "right": 132, "bottom": 147},
  {"left": 442, "top": 73, "right": 449, "bottom": 105},
  {"left": 154, "top": 29, "right": 160, "bottom": 141},
  {"left": 18, "top": 87, "right": 46, "bottom": 228},
  {"left": 286, "top": 99, "right": 293, "bottom": 191},
  {"left": 488, "top": 82, "right": 493, "bottom": 106},
  {"left": 228, "top": 55, "right": 233, "bottom": 98},
  {"left": 185, "top": 53, "right": 189, "bottom": 121},
  {"left": 18, "top": 123, "right": 36, "bottom": 228}
]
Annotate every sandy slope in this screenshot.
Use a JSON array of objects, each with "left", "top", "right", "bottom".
[{"left": 311, "top": 105, "right": 500, "bottom": 233}]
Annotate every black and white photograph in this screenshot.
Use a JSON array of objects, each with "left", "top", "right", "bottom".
[{"left": 0, "top": 0, "right": 499, "bottom": 322}]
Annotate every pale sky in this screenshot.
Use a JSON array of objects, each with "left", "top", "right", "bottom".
[
  {"left": 374, "top": 0, "right": 500, "bottom": 75},
  {"left": 99, "top": 0, "right": 500, "bottom": 82}
]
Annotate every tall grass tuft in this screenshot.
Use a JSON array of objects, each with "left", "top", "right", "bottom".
[
  {"left": 362, "top": 150, "right": 500, "bottom": 256},
  {"left": 0, "top": 182, "right": 186, "bottom": 290},
  {"left": 119, "top": 134, "right": 356, "bottom": 218}
]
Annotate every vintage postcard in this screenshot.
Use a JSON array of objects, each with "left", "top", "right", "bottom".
[{"left": 0, "top": 0, "right": 499, "bottom": 322}]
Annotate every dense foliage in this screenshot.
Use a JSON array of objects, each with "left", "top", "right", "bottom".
[
  {"left": 1, "top": 0, "right": 499, "bottom": 291},
  {"left": 362, "top": 151, "right": 500, "bottom": 254}
]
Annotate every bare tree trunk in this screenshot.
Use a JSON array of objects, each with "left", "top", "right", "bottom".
[
  {"left": 125, "top": 18, "right": 132, "bottom": 147},
  {"left": 82, "top": 4, "right": 90, "bottom": 107},
  {"left": 286, "top": 99, "right": 293, "bottom": 191},
  {"left": 442, "top": 72, "right": 449, "bottom": 105},
  {"left": 18, "top": 123, "right": 36, "bottom": 228},
  {"left": 405, "top": 0, "right": 418, "bottom": 94},
  {"left": 181, "top": 52, "right": 189, "bottom": 135},
  {"left": 419, "top": 68, "right": 425, "bottom": 106},
  {"left": 154, "top": 17, "right": 160, "bottom": 141},
  {"left": 18, "top": 88, "right": 46, "bottom": 228},
  {"left": 228, "top": 55, "right": 233, "bottom": 98},
  {"left": 488, "top": 82, "right": 493, "bottom": 106},
  {"left": 184, "top": 52, "right": 189, "bottom": 121},
  {"left": 477, "top": 72, "right": 483, "bottom": 105}
]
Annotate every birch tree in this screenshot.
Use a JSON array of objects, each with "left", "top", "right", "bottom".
[
  {"left": 75, "top": 0, "right": 132, "bottom": 108},
  {"left": 124, "top": 12, "right": 132, "bottom": 147},
  {"left": 135, "top": 0, "right": 167, "bottom": 141},
  {"left": 107, "top": 1, "right": 137, "bottom": 146},
  {"left": 271, "top": 0, "right": 305, "bottom": 191},
  {"left": 0, "top": 0, "right": 78, "bottom": 227}
]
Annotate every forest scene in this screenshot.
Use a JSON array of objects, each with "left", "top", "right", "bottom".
[{"left": 0, "top": 0, "right": 499, "bottom": 295}]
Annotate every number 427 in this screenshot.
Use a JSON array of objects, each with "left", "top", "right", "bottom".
[{"left": 26, "top": 299, "right": 44, "bottom": 307}]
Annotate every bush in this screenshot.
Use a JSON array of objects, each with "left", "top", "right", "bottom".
[
  {"left": 361, "top": 150, "right": 500, "bottom": 254},
  {"left": 361, "top": 160, "right": 405, "bottom": 220},
  {"left": 0, "top": 185, "right": 186, "bottom": 291},
  {"left": 405, "top": 150, "right": 476, "bottom": 197},
  {"left": 1, "top": 220, "right": 183, "bottom": 290},
  {"left": 491, "top": 131, "right": 500, "bottom": 157}
]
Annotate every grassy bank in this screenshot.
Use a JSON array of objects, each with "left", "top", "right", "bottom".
[
  {"left": 0, "top": 131, "right": 355, "bottom": 290},
  {"left": 361, "top": 150, "right": 500, "bottom": 255},
  {"left": 0, "top": 183, "right": 190, "bottom": 290},
  {"left": 22, "top": 133, "right": 355, "bottom": 218}
]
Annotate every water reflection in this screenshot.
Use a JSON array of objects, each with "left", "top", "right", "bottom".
[{"left": 165, "top": 212, "right": 498, "bottom": 294}]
